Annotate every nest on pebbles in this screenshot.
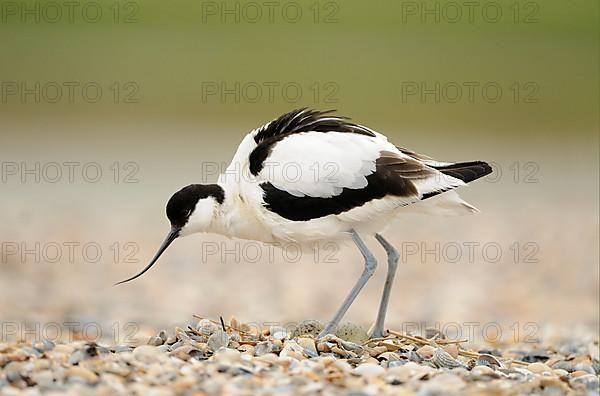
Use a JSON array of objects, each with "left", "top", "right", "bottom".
[{"left": 0, "top": 316, "right": 598, "bottom": 395}]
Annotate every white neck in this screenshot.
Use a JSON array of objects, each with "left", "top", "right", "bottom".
[{"left": 208, "top": 175, "right": 271, "bottom": 242}]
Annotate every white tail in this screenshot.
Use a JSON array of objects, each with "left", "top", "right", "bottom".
[{"left": 403, "top": 190, "right": 479, "bottom": 216}]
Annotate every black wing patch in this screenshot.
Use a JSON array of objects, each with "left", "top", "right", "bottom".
[
  {"left": 420, "top": 161, "right": 492, "bottom": 200},
  {"left": 433, "top": 161, "right": 492, "bottom": 183},
  {"left": 396, "top": 145, "right": 492, "bottom": 185},
  {"left": 250, "top": 108, "right": 376, "bottom": 176},
  {"left": 260, "top": 151, "right": 434, "bottom": 221},
  {"left": 253, "top": 108, "right": 375, "bottom": 144}
]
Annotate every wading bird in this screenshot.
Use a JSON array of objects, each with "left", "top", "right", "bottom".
[{"left": 117, "top": 109, "right": 491, "bottom": 338}]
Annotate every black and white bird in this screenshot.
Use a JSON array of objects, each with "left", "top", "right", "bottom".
[{"left": 117, "top": 108, "right": 492, "bottom": 338}]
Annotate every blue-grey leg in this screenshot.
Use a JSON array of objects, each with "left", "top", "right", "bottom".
[
  {"left": 318, "top": 230, "right": 377, "bottom": 338},
  {"left": 370, "top": 233, "right": 400, "bottom": 338}
]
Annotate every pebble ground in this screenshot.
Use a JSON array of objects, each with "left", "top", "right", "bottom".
[{"left": 1, "top": 319, "right": 598, "bottom": 395}]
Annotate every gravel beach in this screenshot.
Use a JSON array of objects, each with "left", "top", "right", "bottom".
[{"left": 1, "top": 318, "right": 598, "bottom": 395}]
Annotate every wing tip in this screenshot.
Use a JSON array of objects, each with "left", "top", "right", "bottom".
[{"left": 434, "top": 161, "right": 492, "bottom": 183}]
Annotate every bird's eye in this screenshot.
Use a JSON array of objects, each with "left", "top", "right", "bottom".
[{"left": 185, "top": 209, "right": 192, "bottom": 217}]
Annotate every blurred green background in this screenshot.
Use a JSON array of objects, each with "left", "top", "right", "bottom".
[
  {"left": 1, "top": 0, "right": 598, "bottom": 133},
  {"left": 0, "top": 0, "right": 598, "bottom": 343}
]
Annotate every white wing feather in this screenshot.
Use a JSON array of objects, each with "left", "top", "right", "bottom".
[
  {"left": 253, "top": 131, "right": 466, "bottom": 200},
  {"left": 258, "top": 132, "right": 388, "bottom": 198}
]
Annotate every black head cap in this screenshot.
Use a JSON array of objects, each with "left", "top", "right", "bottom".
[{"left": 166, "top": 184, "right": 225, "bottom": 228}]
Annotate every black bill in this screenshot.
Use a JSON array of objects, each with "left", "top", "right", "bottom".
[{"left": 114, "top": 227, "right": 180, "bottom": 285}]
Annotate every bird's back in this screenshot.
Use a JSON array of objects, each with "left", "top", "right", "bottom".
[{"left": 217, "top": 109, "right": 491, "bottom": 244}]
